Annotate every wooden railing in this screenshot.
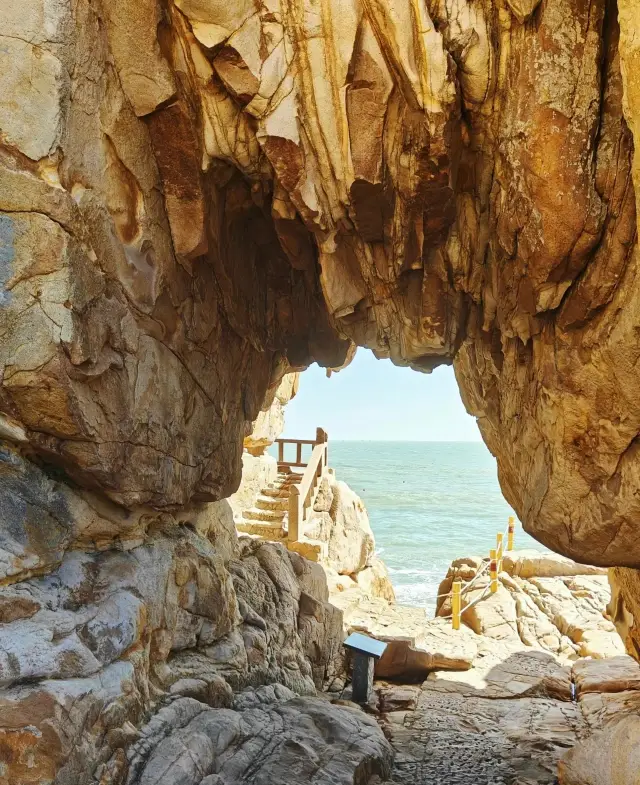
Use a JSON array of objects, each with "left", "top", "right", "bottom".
[
  {"left": 275, "top": 427, "right": 328, "bottom": 471},
  {"left": 275, "top": 428, "right": 328, "bottom": 542}
]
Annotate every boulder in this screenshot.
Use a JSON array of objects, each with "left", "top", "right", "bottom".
[
  {"left": 559, "top": 717, "right": 640, "bottom": 785},
  {"left": 123, "top": 694, "right": 392, "bottom": 785},
  {"left": 355, "top": 556, "right": 396, "bottom": 603},
  {"left": 333, "top": 593, "right": 478, "bottom": 678},
  {"left": 503, "top": 551, "right": 608, "bottom": 579},
  {"left": 572, "top": 656, "right": 640, "bottom": 696},
  {"left": 461, "top": 584, "right": 521, "bottom": 641},
  {"left": 321, "top": 479, "right": 375, "bottom": 576}
]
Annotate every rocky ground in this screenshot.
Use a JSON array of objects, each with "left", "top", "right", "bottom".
[
  {"left": 231, "top": 430, "right": 640, "bottom": 785},
  {"left": 331, "top": 551, "right": 640, "bottom": 785},
  {"left": 2, "top": 389, "right": 637, "bottom": 785}
]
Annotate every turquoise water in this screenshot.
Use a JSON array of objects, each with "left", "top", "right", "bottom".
[{"left": 326, "top": 441, "right": 542, "bottom": 616}]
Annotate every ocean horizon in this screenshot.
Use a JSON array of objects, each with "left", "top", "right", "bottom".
[{"left": 323, "top": 440, "right": 543, "bottom": 616}]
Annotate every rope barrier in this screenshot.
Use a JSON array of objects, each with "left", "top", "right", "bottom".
[
  {"left": 440, "top": 585, "right": 492, "bottom": 621},
  {"left": 460, "top": 585, "right": 491, "bottom": 614},
  {"left": 435, "top": 558, "right": 491, "bottom": 600},
  {"left": 436, "top": 516, "right": 517, "bottom": 629}
]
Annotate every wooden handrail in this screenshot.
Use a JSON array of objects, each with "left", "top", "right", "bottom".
[
  {"left": 286, "top": 428, "right": 328, "bottom": 542},
  {"left": 276, "top": 427, "right": 328, "bottom": 471}
]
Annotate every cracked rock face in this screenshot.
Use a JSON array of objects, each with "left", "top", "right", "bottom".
[{"left": 1, "top": 0, "right": 640, "bottom": 573}]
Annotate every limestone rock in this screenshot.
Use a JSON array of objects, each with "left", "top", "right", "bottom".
[
  {"left": 559, "top": 717, "right": 640, "bottom": 785},
  {"left": 122, "top": 694, "right": 393, "bottom": 785},
  {"left": 244, "top": 373, "right": 299, "bottom": 456},
  {"left": 572, "top": 656, "right": 640, "bottom": 696}
]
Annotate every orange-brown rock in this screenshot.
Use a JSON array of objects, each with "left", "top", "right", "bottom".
[
  {"left": 1, "top": 0, "right": 639, "bottom": 575},
  {"left": 3, "top": 0, "right": 640, "bottom": 779}
]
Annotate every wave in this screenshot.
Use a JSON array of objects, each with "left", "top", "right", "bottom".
[{"left": 388, "top": 567, "right": 437, "bottom": 577}]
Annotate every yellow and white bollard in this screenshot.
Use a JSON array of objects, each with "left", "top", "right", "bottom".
[
  {"left": 452, "top": 580, "right": 462, "bottom": 630},
  {"left": 489, "top": 549, "right": 498, "bottom": 593},
  {"left": 496, "top": 532, "right": 504, "bottom": 573},
  {"left": 507, "top": 516, "right": 515, "bottom": 551}
]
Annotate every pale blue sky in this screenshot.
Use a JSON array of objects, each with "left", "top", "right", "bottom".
[{"left": 282, "top": 350, "right": 482, "bottom": 441}]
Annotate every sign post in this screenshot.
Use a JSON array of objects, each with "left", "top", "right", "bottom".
[{"left": 344, "top": 633, "right": 388, "bottom": 703}]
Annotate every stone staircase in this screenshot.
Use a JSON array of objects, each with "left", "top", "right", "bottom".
[
  {"left": 236, "top": 470, "right": 326, "bottom": 562},
  {"left": 236, "top": 471, "right": 298, "bottom": 540}
]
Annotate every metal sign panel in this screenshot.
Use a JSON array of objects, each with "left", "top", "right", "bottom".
[{"left": 343, "top": 632, "right": 387, "bottom": 660}]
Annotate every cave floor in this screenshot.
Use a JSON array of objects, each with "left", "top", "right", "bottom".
[
  {"left": 368, "top": 650, "right": 640, "bottom": 785},
  {"left": 377, "top": 681, "right": 572, "bottom": 784}
]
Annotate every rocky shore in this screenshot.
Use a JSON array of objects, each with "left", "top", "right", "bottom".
[
  {"left": 357, "top": 551, "right": 640, "bottom": 785},
  {"left": 3, "top": 423, "right": 639, "bottom": 785},
  {"left": 225, "top": 397, "right": 639, "bottom": 785}
]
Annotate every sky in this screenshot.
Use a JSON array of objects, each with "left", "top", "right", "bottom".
[{"left": 282, "top": 350, "right": 482, "bottom": 442}]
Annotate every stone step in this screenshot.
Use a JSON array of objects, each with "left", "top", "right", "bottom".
[
  {"left": 261, "top": 486, "right": 291, "bottom": 498},
  {"left": 256, "top": 495, "right": 289, "bottom": 512},
  {"left": 242, "top": 507, "right": 286, "bottom": 523},
  {"left": 286, "top": 538, "right": 326, "bottom": 563},
  {"left": 236, "top": 520, "right": 287, "bottom": 539},
  {"left": 277, "top": 472, "right": 301, "bottom": 482}
]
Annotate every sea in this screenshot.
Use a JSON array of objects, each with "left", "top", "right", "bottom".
[{"left": 326, "top": 441, "right": 543, "bottom": 617}]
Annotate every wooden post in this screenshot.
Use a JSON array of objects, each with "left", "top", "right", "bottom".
[
  {"left": 278, "top": 440, "right": 283, "bottom": 464},
  {"left": 496, "top": 532, "right": 504, "bottom": 573},
  {"left": 288, "top": 485, "right": 300, "bottom": 542},
  {"left": 316, "top": 428, "right": 328, "bottom": 465},
  {"left": 490, "top": 549, "right": 498, "bottom": 593},
  {"left": 296, "top": 441, "right": 302, "bottom": 466},
  {"left": 507, "top": 516, "right": 515, "bottom": 551},
  {"left": 452, "top": 580, "right": 462, "bottom": 630}
]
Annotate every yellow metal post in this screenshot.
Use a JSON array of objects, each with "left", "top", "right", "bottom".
[
  {"left": 507, "top": 516, "right": 515, "bottom": 551},
  {"left": 452, "top": 580, "right": 461, "bottom": 630},
  {"left": 496, "top": 532, "right": 504, "bottom": 573},
  {"left": 490, "top": 549, "right": 498, "bottom": 593}
]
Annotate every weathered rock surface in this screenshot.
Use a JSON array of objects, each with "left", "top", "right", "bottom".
[
  {"left": 334, "top": 594, "right": 478, "bottom": 679},
  {"left": 309, "top": 477, "right": 376, "bottom": 576},
  {"left": 372, "top": 574, "right": 640, "bottom": 785},
  {"left": 244, "top": 373, "right": 299, "bottom": 457},
  {"left": 3, "top": 0, "right": 640, "bottom": 780},
  {"left": 437, "top": 551, "right": 622, "bottom": 660},
  {"left": 119, "top": 690, "right": 392, "bottom": 785},
  {"left": 379, "top": 678, "right": 584, "bottom": 785},
  {"left": 0, "top": 507, "right": 348, "bottom": 783},
  {"left": 0, "top": 0, "right": 639, "bottom": 577}
]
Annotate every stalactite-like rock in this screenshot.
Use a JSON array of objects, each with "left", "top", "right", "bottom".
[{"left": 1, "top": 0, "right": 639, "bottom": 571}]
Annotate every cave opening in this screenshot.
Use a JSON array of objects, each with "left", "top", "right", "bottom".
[{"left": 261, "top": 351, "right": 541, "bottom": 614}]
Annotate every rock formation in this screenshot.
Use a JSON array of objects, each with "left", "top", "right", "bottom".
[
  {"left": 1, "top": 0, "right": 640, "bottom": 571},
  {"left": 377, "top": 653, "right": 640, "bottom": 785},
  {"left": 341, "top": 549, "right": 640, "bottom": 785},
  {"left": 3, "top": 0, "right": 640, "bottom": 781}
]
